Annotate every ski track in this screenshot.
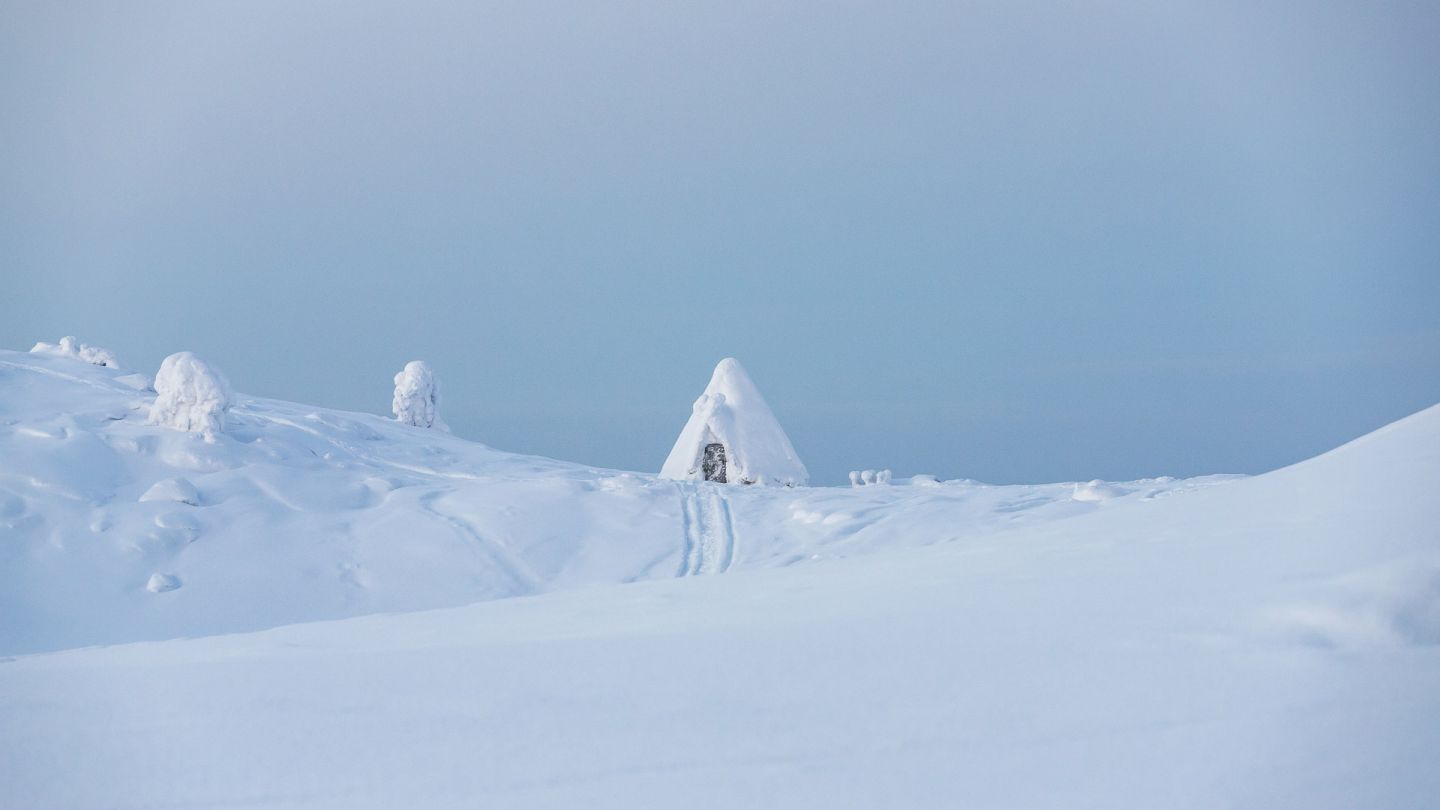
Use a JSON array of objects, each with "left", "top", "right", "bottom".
[
  {"left": 247, "top": 411, "right": 513, "bottom": 484},
  {"left": 676, "top": 484, "right": 702, "bottom": 576},
  {"left": 419, "top": 490, "right": 540, "bottom": 595},
  {"left": 715, "top": 489, "right": 739, "bottom": 572},
  {"left": 0, "top": 359, "right": 124, "bottom": 394},
  {"left": 675, "top": 483, "right": 738, "bottom": 576}
]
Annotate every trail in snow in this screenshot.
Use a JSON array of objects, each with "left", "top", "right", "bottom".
[
  {"left": 244, "top": 408, "right": 559, "bottom": 484},
  {"left": 0, "top": 358, "right": 126, "bottom": 394},
  {"left": 714, "top": 488, "right": 738, "bottom": 572},
  {"left": 676, "top": 483, "right": 738, "bottom": 576},
  {"left": 418, "top": 490, "right": 540, "bottom": 595},
  {"left": 677, "top": 485, "right": 702, "bottom": 576}
]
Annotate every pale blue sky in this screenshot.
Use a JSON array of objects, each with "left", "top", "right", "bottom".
[{"left": 3, "top": 1, "right": 1438, "bottom": 483}]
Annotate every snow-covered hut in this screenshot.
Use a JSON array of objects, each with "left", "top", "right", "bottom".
[{"left": 660, "top": 358, "right": 808, "bottom": 486}]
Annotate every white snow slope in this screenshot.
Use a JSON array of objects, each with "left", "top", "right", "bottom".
[
  {"left": 2, "top": 348, "right": 1438, "bottom": 808},
  {"left": 0, "top": 349, "right": 1226, "bottom": 655}
]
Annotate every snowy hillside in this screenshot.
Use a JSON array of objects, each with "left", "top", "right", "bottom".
[
  {"left": 3, "top": 347, "right": 1438, "bottom": 808},
  {"left": 0, "top": 348, "right": 1233, "bottom": 654}
]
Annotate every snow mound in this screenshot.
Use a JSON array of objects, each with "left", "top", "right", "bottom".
[
  {"left": 30, "top": 336, "right": 120, "bottom": 368},
  {"left": 149, "top": 352, "right": 232, "bottom": 435},
  {"left": 660, "top": 358, "right": 808, "bottom": 486},
  {"left": 139, "top": 477, "right": 201, "bottom": 506},
  {"left": 1071, "top": 479, "right": 1126, "bottom": 502},
  {"left": 114, "top": 372, "right": 153, "bottom": 391},
  {"left": 392, "top": 360, "right": 445, "bottom": 430},
  {"left": 145, "top": 573, "right": 182, "bottom": 593}
]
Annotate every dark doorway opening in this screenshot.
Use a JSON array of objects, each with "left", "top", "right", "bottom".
[{"left": 702, "top": 442, "right": 727, "bottom": 483}]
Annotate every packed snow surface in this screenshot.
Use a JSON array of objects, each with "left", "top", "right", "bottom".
[
  {"left": 2, "top": 347, "right": 1438, "bottom": 808},
  {"left": 660, "top": 357, "right": 808, "bottom": 486}
]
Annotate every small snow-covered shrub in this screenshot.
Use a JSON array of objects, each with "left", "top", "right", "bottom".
[
  {"left": 149, "top": 352, "right": 233, "bottom": 435},
  {"left": 849, "top": 469, "right": 892, "bottom": 487},
  {"left": 30, "top": 336, "right": 121, "bottom": 368},
  {"left": 393, "top": 360, "right": 445, "bottom": 429},
  {"left": 1072, "top": 480, "right": 1125, "bottom": 502}
]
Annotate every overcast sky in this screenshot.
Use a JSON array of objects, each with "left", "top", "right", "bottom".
[{"left": 3, "top": 1, "right": 1438, "bottom": 484}]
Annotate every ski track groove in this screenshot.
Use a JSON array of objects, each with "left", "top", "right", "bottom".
[
  {"left": 247, "top": 411, "right": 550, "bottom": 485},
  {"left": 675, "top": 483, "right": 737, "bottom": 577},
  {"left": 716, "top": 491, "right": 739, "bottom": 572},
  {"left": 676, "top": 484, "right": 702, "bottom": 576},
  {"left": 419, "top": 490, "right": 540, "bottom": 595}
]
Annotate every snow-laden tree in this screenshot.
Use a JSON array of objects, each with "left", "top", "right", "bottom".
[
  {"left": 31, "top": 336, "right": 121, "bottom": 368},
  {"left": 393, "top": 360, "right": 445, "bottom": 429},
  {"left": 148, "top": 352, "right": 233, "bottom": 436}
]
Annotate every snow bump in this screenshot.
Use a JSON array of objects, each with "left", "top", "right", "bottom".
[
  {"left": 139, "top": 478, "right": 202, "bottom": 506},
  {"left": 145, "top": 573, "right": 182, "bottom": 594}
]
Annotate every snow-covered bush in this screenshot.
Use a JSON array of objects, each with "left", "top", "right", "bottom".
[
  {"left": 393, "top": 360, "right": 445, "bottom": 429},
  {"left": 1072, "top": 479, "right": 1125, "bottom": 502},
  {"left": 148, "top": 352, "right": 233, "bottom": 435},
  {"left": 30, "top": 336, "right": 121, "bottom": 368},
  {"left": 849, "top": 469, "right": 892, "bottom": 487}
]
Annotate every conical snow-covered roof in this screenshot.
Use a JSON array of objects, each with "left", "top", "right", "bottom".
[{"left": 660, "top": 358, "right": 808, "bottom": 486}]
